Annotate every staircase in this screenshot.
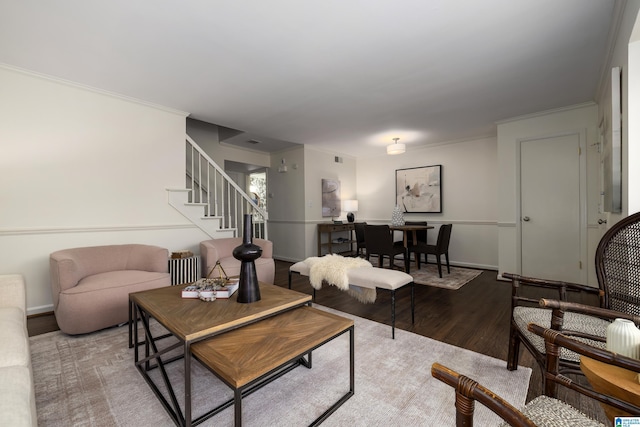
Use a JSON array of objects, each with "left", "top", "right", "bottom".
[{"left": 167, "top": 135, "right": 268, "bottom": 240}]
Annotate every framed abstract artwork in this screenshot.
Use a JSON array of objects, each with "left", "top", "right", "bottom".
[
  {"left": 321, "top": 178, "right": 341, "bottom": 217},
  {"left": 396, "top": 165, "right": 442, "bottom": 213}
]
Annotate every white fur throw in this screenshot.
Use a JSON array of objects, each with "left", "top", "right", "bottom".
[{"left": 303, "top": 254, "right": 376, "bottom": 303}]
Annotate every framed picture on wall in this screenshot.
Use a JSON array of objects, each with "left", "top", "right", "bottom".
[
  {"left": 396, "top": 165, "right": 442, "bottom": 213},
  {"left": 321, "top": 178, "right": 341, "bottom": 217}
]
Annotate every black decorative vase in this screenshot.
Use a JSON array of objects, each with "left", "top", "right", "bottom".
[{"left": 233, "top": 214, "right": 262, "bottom": 303}]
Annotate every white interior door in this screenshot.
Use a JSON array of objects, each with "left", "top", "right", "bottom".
[{"left": 520, "top": 133, "right": 583, "bottom": 282}]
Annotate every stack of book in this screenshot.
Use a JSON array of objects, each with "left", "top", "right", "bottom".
[
  {"left": 181, "top": 278, "right": 239, "bottom": 299},
  {"left": 214, "top": 280, "right": 239, "bottom": 299},
  {"left": 171, "top": 250, "right": 194, "bottom": 259}
]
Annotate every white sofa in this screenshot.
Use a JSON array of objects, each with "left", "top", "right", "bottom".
[{"left": 0, "top": 274, "right": 37, "bottom": 426}]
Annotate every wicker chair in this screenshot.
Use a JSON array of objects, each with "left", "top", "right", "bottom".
[
  {"left": 433, "top": 310, "right": 640, "bottom": 426},
  {"left": 506, "top": 211, "right": 640, "bottom": 384}
]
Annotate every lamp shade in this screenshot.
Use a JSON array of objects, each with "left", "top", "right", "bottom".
[
  {"left": 343, "top": 199, "right": 358, "bottom": 223},
  {"left": 387, "top": 138, "right": 406, "bottom": 155},
  {"left": 342, "top": 200, "right": 358, "bottom": 212}
]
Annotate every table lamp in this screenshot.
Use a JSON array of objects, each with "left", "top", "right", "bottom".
[{"left": 343, "top": 200, "right": 359, "bottom": 223}]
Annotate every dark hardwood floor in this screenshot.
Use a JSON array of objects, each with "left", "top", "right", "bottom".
[{"left": 27, "top": 259, "right": 609, "bottom": 424}]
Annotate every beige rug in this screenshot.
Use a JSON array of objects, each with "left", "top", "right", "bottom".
[
  {"left": 30, "top": 306, "right": 530, "bottom": 426},
  {"left": 408, "top": 264, "right": 483, "bottom": 290}
]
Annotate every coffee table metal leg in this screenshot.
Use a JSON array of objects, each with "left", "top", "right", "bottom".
[
  {"left": 185, "top": 342, "right": 191, "bottom": 427},
  {"left": 133, "top": 304, "right": 186, "bottom": 426},
  {"left": 235, "top": 388, "right": 242, "bottom": 426},
  {"left": 309, "top": 325, "right": 355, "bottom": 426}
]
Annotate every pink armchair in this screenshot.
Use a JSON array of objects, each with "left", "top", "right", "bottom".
[
  {"left": 50, "top": 244, "right": 171, "bottom": 335},
  {"left": 200, "top": 238, "right": 275, "bottom": 284}
]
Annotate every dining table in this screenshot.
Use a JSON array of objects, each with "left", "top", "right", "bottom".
[{"left": 389, "top": 224, "right": 434, "bottom": 248}]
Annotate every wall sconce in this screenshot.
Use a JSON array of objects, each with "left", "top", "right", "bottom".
[
  {"left": 342, "top": 199, "right": 359, "bottom": 223},
  {"left": 387, "top": 137, "right": 405, "bottom": 155}
]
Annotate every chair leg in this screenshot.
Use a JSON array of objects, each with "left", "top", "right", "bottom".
[
  {"left": 391, "top": 289, "right": 396, "bottom": 339},
  {"left": 445, "top": 252, "right": 450, "bottom": 274},
  {"left": 411, "top": 282, "right": 415, "bottom": 324},
  {"left": 507, "top": 322, "right": 520, "bottom": 371},
  {"left": 436, "top": 256, "right": 443, "bottom": 278}
]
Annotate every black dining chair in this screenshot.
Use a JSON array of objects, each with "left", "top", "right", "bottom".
[
  {"left": 411, "top": 224, "right": 452, "bottom": 277},
  {"left": 365, "top": 225, "right": 409, "bottom": 273},
  {"left": 354, "top": 222, "right": 367, "bottom": 257}
]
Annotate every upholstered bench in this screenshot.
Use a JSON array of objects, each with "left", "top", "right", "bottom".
[{"left": 288, "top": 261, "right": 414, "bottom": 339}]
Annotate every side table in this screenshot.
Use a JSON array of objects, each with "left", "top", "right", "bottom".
[
  {"left": 581, "top": 355, "right": 640, "bottom": 419},
  {"left": 168, "top": 255, "right": 200, "bottom": 285},
  {"left": 317, "top": 222, "right": 356, "bottom": 256}
]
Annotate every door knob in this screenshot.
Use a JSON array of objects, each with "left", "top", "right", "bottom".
[
  {"left": 598, "top": 219, "right": 607, "bottom": 225},
  {"left": 522, "top": 216, "right": 530, "bottom": 222}
]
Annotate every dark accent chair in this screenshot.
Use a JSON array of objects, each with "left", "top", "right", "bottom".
[
  {"left": 411, "top": 224, "right": 452, "bottom": 277},
  {"left": 433, "top": 308, "right": 640, "bottom": 426},
  {"left": 506, "top": 211, "right": 640, "bottom": 388},
  {"left": 354, "top": 222, "right": 367, "bottom": 257},
  {"left": 365, "top": 224, "right": 409, "bottom": 273}
]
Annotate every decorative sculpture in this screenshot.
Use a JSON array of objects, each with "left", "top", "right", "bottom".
[{"left": 233, "top": 214, "right": 262, "bottom": 303}]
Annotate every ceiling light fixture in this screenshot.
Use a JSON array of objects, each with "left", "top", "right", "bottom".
[{"left": 387, "top": 137, "right": 405, "bottom": 155}]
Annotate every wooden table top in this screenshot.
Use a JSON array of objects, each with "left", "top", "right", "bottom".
[
  {"left": 130, "top": 283, "right": 312, "bottom": 342},
  {"left": 581, "top": 355, "right": 640, "bottom": 419},
  {"left": 191, "top": 306, "right": 353, "bottom": 389},
  {"left": 389, "top": 225, "right": 434, "bottom": 231}
]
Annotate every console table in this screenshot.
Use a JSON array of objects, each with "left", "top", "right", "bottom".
[{"left": 317, "top": 222, "right": 356, "bottom": 256}]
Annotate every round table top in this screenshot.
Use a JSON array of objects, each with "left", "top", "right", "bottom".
[{"left": 580, "top": 355, "right": 640, "bottom": 419}]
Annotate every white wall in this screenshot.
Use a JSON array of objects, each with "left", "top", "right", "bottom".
[
  {"left": 267, "top": 145, "right": 306, "bottom": 261},
  {"left": 496, "top": 103, "right": 600, "bottom": 284},
  {"left": 263, "top": 145, "right": 358, "bottom": 262},
  {"left": 357, "top": 137, "right": 498, "bottom": 270},
  {"left": 0, "top": 66, "right": 210, "bottom": 314},
  {"left": 303, "top": 147, "right": 357, "bottom": 260}
]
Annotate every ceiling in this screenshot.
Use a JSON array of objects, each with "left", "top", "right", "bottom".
[{"left": 0, "top": 0, "right": 618, "bottom": 157}]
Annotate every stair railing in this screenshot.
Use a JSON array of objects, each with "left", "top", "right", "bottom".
[{"left": 186, "top": 135, "right": 268, "bottom": 239}]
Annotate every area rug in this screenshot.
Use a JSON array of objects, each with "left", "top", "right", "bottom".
[
  {"left": 30, "top": 306, "right": 531, "bottom": 426},
  {"left": 408, "top": 264, "right": 483, "bottom": 290}
]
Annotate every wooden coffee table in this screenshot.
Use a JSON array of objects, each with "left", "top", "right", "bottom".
[
  {"left": 129, "top": 283, "right": 312, "bottom": 427},
  {"left": 192, "top": 306, "right": 354, "bottom": 426}
]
